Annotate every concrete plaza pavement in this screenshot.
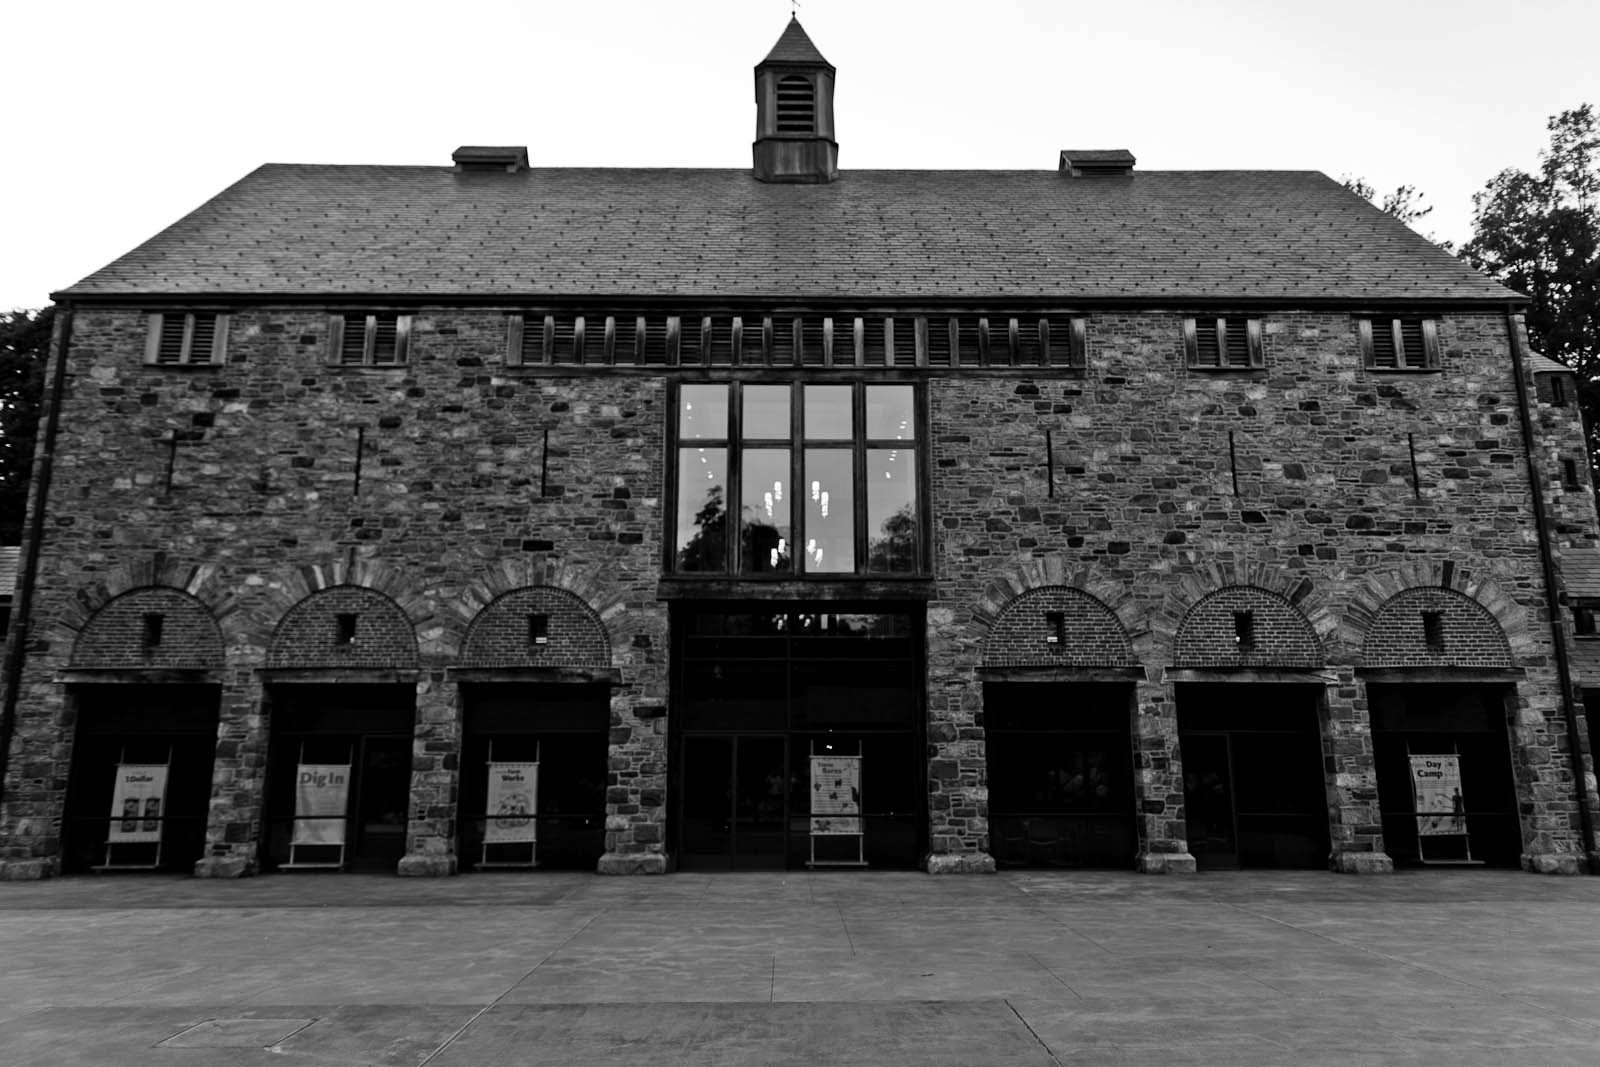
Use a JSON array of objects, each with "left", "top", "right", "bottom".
[{"left": 0, "top": 869, "right": 1597, "bottom": 1064}]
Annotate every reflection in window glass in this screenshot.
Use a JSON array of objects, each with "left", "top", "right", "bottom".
[
  {"left": 676, "top": 447, "right": 727, "bottom": 571},
  {"left": 804, "top": 385, "right": 853, "bottom": 440},
  {"left": 740, "top": 448, "right": 792, "bottom": 573},
  {"left": 804, "top": 448, "right": 854, "bottom": 573},
  {"left": 865, "top": 386, "right": 915, "bottom": 440},
  {"left": 679, "top": 384, "right": 729, "bottom": 440},
  {"left": 867, "top": 449, "right": 917, "bottom": 572},
  {"left": 742, "top": 385, "right": 790, "bottom": 440}
]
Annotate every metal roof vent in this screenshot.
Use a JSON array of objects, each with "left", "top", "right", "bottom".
[
  {"left": 1059, "top": 149, "right": 1136, "bottom": 177},
  {"left": 452, "top": 146, "right": 530, "bottom": 173}
]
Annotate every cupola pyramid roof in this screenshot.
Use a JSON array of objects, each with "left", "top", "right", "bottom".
[{"left": 761, "top": 16, "right": 832, "bottom": 67}]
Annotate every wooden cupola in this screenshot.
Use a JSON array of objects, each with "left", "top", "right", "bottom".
[{"left": 753, "top": 17, "right": 838, "bottom": 184}]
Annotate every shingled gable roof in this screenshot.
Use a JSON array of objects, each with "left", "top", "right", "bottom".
[
  {"left": 57, "top": 165, "right": 1522, "bottom": 304},
  {"left": 762, "top": 16, "right": 832, "bottom": 67}
]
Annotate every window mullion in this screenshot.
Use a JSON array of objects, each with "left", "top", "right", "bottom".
[
  {"left": 791, "top": 382, "right": 803, "bottom": 575},
  {"left": 728, "top": 382, "right": 743, "bottom": 574},
  {"left": 364, "top": 314, "right": 379, "bottom": 365},
  {"left": 852, "top": 383, "right": 868, "bottom": 574}
]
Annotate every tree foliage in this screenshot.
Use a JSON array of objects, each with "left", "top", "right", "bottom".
[
  {"left": 1341, "top": 175, "right": 1435, "bottom": 226},
  {"left": 1461, "top": 104, "right": 1600, "bottom": 433},
  {"left": 0, "top": 307, "right": 52, "bottom": 542}
]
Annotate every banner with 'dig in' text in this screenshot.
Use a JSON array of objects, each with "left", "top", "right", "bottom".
[{"left": 293, "top": 764, "right": 351, "bottom": 845}]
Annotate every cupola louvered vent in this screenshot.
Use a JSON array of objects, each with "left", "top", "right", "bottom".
[{"left": 775, "top": 75, "right": 816, "bottom": 134}]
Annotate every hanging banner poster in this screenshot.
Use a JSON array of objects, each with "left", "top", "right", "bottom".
[
  {"left": 292, "top": 764, "right": 351, "bottom": 845},
  {"left": 107, "top": 764, "right": 168, "bottom": 843},
  {"left": 1410, "top": 754, "right": 1468, "bottom": 836},
  {"left": 484, "top": 762, "right": 539, "bottom": 844},
  {"left": 810, "top": 754, "right": 862, "bottom": 835}
]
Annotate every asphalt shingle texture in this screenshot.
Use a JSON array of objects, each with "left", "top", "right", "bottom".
[{"left": 58, "top": 166, "right": 1519, "bottom": 303}]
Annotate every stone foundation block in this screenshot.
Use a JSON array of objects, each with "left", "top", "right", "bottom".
[
  {"left": 0, "top": 859, "right": 54, "bottom": 881},
  {"left": 193, "top": 855, "right": 253, "bottom": 879},
  {"left": 397, "top": 854, "right": 458, "bottom": 877},
  {"left": 597, "top": 852, "right": 667, "bottom": 875},
  {"left": 924, "top": 852, "right": 996, "bottom": 874},
  {"left": 1522, "top": 852, "right": 1588, "bottom": 876},
  {"left": 1136, "top": 852, "right": 1197, "bottom": 874},
  {"left": 1331, "top": 851, "right": 1394, "bottom": 874}
]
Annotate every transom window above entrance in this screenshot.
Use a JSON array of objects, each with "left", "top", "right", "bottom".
[{"left": 673, "top": 382, "right": 922, "bottom": 576}]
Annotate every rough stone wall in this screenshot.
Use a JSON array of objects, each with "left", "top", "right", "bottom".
[
  {"left": 4, "top": 303, "right": 1598, "bottom": 877},
  {"left": 0, "top": 305, "right": 667, "bottom": 873},
  {"left": 930, "top": 309, "right": 1599, "bottom": 869}
]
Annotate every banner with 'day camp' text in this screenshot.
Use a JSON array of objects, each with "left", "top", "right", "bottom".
[
  {"left": 484, "top": 762, "right": 539, "bottom": 844},
  {"left": 1410, "top": 755, "right": 1467, "bottom": 836},
  {"left": 292, "top": 764, "right": 351, "bottom": 845},
  {"left": 108, "top": 764, "right": 168, "bottom": 843}
]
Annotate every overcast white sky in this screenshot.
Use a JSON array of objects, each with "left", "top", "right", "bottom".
[{"left": 4, "top": 0, "right": 1595, "bottom": 311}]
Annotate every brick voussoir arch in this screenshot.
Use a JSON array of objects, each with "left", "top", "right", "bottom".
[
  {"left": 969, "top": 556, "right": 1145, "bottom": 665},
  {"left": 453, "top": 555, "right": 628, "bottom": 665},
  {"left": 46, "top": 552, "right": 238, "bottom": 662},
  {"left": 1147, "top": 561, "right": 1333, "bottom": 667},
  {"left": 255, "top": 557, "right": 436, "bottom": 669},
  {"left": 1346, "top": 563, "right": 1522, "bottom": 668}
]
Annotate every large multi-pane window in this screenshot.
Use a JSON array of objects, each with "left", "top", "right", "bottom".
[{"left": 674, "top": 382, "right": 921, "bottom": 575}]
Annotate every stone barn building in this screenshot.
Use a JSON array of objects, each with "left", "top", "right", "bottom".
[{"left": 1, "top": 18, "right": 1597, "bottom": 879}]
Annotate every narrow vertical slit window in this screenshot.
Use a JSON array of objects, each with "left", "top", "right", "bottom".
[
  {"left": 528, "top": 613, "right": 550, "bottom": 646},
  {"left": 335, "top": 613, "right": 358, "bottom": 646},
  {"left": 1561, "top": 457, "right": 1581, "bottom": 490},
  {"left": 141, "top": 613, "right": 164, "bottom": 649},
  {"left": 1233, "top": 611, "right": 1256, "bottom": 654},
  {"left": 1422, "top": 610, "right": 1446, "bottom": 654},
  {"left": 1044, "top": 611, "right": 1065, "bottom": 645}
]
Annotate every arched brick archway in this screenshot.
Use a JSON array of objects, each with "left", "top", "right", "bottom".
[
  {"left": 452, "top": 554, "right": 636, "bottom": 668},
  {"left": 459, "top": 586, "right": 611, "bottom": 669},
  {"left": 70, "top": 587, "right": 225, "bottom": 669},
  {"left": 1146, "top": 561, "right": 1334, "bottom": 667},
  {"left": 266, "top": 586, "right": 418, "bottom": 669},
  {"left": 1359, "top": 588, "right": 1512, "bottom": 668},
  {"left": 1172, "top": 586, "right": 1323, "bottom": 668},
  {"left": 981, "top": 586, "right": 1134, "bottom": 668},
  {"left": 1344, "top": 563, "right": 1528, "bottom": 662},
  {"left": 969, "top": 556, "right": 1144, "bottom": 657},
  {"left": 43, "top": 553, "right": 242, "bottom": 662}
]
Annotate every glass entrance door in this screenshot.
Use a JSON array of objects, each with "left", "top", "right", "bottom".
[
  {"left": 1181, "top": 732, "right": 1239, "bottom": 868},
  {"left": 679, "top": 734, "right": 787, "bottom": 870}
]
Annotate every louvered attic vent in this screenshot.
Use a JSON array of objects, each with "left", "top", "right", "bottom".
[
  {"left": 775, "top": 75, "right": 816, "bottom": 134},
  {"left": 144, "top": 312, "right": 228, "bottom": 366},
  {"left": 1361, "top": 317, "right": 1440, "bottom": 371},
  {"left": 1186, "top": 316, "right": 1263, "bottom": 369},
  {"left": 507, "top": 313, "right": 1087, "bottom": 369}
]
